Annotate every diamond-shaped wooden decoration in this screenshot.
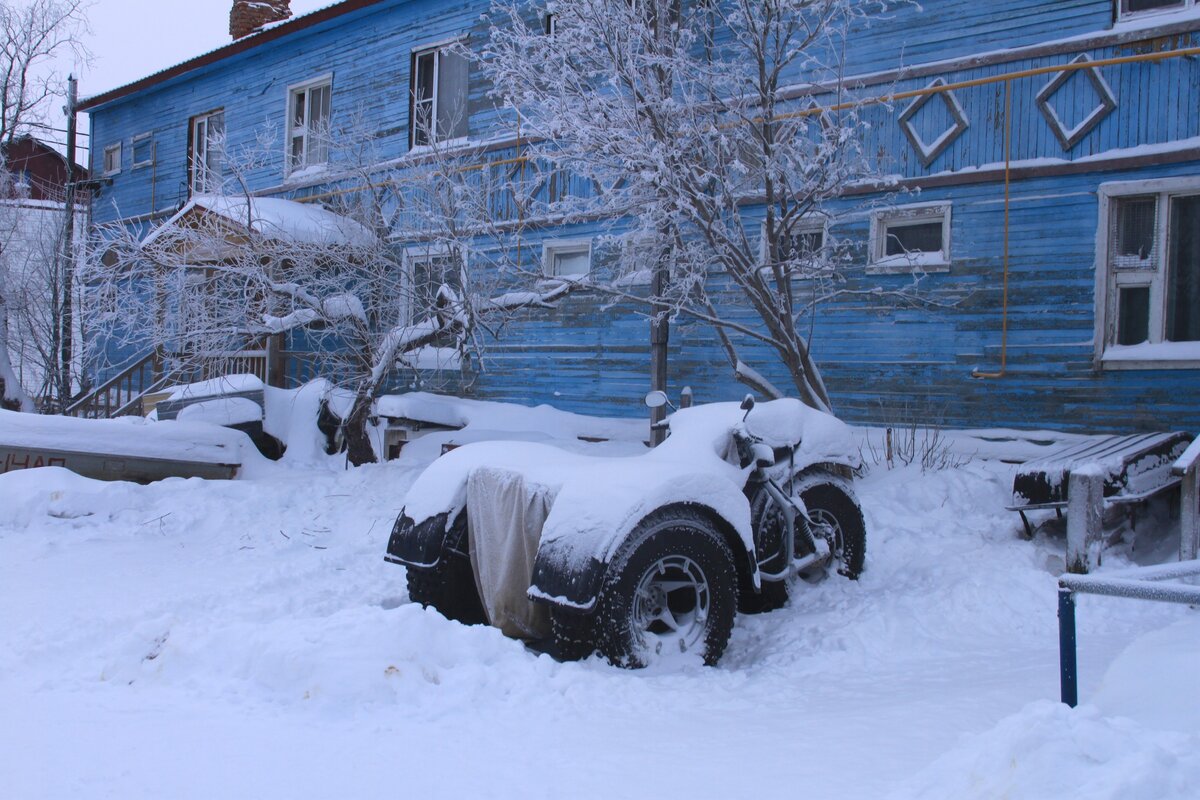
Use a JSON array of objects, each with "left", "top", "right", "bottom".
[
  {"left": 1036, "top": 54, "right": 1118, "bottom": 151},
  {"left": 898, "top": 78, "right": 969, "bottom": 168}
]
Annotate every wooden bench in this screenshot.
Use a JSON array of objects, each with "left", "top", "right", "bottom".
[{"left": 1008, "top": 432, "right": 1193, "bottom": 572}]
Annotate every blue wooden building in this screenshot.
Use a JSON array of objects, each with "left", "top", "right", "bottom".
[{"left": 78, "top": 0, "right": 1200, "bottom": 432}]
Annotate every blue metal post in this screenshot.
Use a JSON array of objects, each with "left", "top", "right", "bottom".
[{"left": 1058, "top": 588, "right": 1078, "bottom": 707}]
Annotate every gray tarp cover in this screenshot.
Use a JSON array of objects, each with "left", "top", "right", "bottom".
[{"left": 467, "top": 466, "right": 555, "bottom": 639}]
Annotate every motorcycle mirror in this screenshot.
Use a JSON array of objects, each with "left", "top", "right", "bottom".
[
  {"left": 645, "top": 390, "right": 670, "bottom": 409},
  {"left": 740, "top": 394, "right": 755, "bottom": 412}
]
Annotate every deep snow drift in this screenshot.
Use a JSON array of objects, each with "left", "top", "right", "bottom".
[{"left": 0, "top": 403, "right": 1196, "bottom": 799}]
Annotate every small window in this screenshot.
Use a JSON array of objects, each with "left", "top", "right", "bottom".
[
  {"left": 545, "top": 12, "right": 557, "bottom": 35},
  {"left": 869, "top": 204, "right": 951, "bottom": 273},
  {"left": 761, "top": 219, "right": 827, "bottom": 278},
  {"left": 103, "top": 142, "right": 122, "bottom": 176},
  {"left": 410, "top": 43, "right": 468, "bottom": 148},
  {"left": 190, "top": 110, "right": 225, "bottom": 193},
  {"left": 131, "top": 134, "right": 154, "bottom": 169},
  {"left": 1117, "top": 0, "right": 1192, "bottom": 21},
  {"left": 1100, "top": 180, "right": 1200, "bottom": 366},
  {"left": 543, "top": 240, "right": 591, "bottom": 278},
  {"left": 406, "top": 247, "right": 464, "bottom": 322},
  {"left": 288, "top": 78, "right": 332, "bottom": 173}
]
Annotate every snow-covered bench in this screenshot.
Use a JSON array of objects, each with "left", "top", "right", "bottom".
[{"left": 1008, "top": 432, "right": 1193, "bottom": 572}]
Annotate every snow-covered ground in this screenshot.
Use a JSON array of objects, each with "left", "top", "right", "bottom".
[{"left": 1, "top": 408, "right": 1197, "bottom": 799}]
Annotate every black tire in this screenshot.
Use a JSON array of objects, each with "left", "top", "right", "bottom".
[
  {"left": 741, "top": 472, "right": 866, "bottom": 614},
  {"left": 586, "top": 506, "right": 738, "bottom": 668},
  {"left": 405, "top": 514, "right": 487, "bottom": 626},
  {"left": 550, "top": 609, "right": 596, "bottom": 661}
]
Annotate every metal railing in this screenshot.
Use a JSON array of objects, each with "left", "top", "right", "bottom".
[{"left": 1057, "top": 560, "right": 1200, "bottom": 707}]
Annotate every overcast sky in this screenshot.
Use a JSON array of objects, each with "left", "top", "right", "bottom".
[
  {"left": 31, "top": 0, "right": 333, "bottom": 154},
  {"left": 79, "top": 0, "right": 332, "bottom": 98}
]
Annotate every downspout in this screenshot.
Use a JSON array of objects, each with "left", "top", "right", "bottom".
[{"left": 973, "top": 77, "right": 1012, "bottom": 379}]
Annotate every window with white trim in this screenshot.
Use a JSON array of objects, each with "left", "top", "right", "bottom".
[
  {"left": 406, "top": 246, "right": 464, "bottom": 322},
  {"left": 1099, "top": 179, "right": 1200, "bottom": 365},
  {"left": 543, "top": 240, "right": 591, "bottom": 278},
  {"left": 103, "top": 142, "right": 122, "bottom": 176},
  {"left": 132, "top": 133, "right": 154, "bottom": 169},
  {"left": 1116, "top": 0, "right": 1195, "bottom": 22},
  {"left": 761, "top": 218, "right": 827, "bottom": 276},
  {"left": 410, "top": 43, "right": 468, "bottom": 148},
  {"left": 190, "top": 110, "right": 225, "bottom": 192},
  {"left": 868, "top": 204, "right": 951, "bottom": 273},
  {"left": 287, "top": 78, "right": 332, "bottom": 173}
]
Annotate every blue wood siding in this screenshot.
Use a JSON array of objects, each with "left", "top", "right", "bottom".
[{"left": 84, "top": 0, "right": 1200, "bottom": 433}]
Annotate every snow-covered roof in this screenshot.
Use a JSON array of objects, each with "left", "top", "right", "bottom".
[{"left": 142, "top": 194, "right": 377, "bottom": 249}]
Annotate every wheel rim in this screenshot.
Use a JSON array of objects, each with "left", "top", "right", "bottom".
[
  {"left": 631, "top": 555, "right": 710, "bottom": 658},
  {"left": 808, "top": 506, "right": 843, "bottom": 559}
]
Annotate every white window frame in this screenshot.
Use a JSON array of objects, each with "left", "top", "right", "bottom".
[
  {"left": 760, "top": 217, "right": 829, "bottom": 278},
  {"left": 1095, "top": 176, "right": 1200, "bottom": 370},
  {"left": 131, "top": 133, "right": 154, "bottom": 169},
  {"left": 403, "top": 243, "right": 467, "bottom": 324},
  {"left": 286, "top": 74, "right": 333, "bottom": 176},
  {"left": 189, "top": 110, "right": 225, "bottom": 193},
  {"left": 103, "top": 142, "right": 122, "bottom": 176},
  {"left": 542, "top": 238, "right": 592, "bottom": 279},
  {"left": 1116, "top": 0, "right": 1195, "bottom": 23},
  {"left": 410, "top": 37, "right": 469, "bottom": 150},
  {"left": 868, "top": 202, "right": 952, "bottom": 274},
  {"left": 545, "top": 12, "right": 557, "bottom": 35}
]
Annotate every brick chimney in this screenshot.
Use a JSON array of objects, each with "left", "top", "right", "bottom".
[{"left": 230, "top": 0, "right": 292, "bottom": 40}]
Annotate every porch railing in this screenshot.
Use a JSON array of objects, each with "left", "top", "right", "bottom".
[{"left": 64, "top": 350, "right": 166, "bottom": 419}]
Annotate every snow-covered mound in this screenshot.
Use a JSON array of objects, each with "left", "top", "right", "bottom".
[
  {"left": 891, "top": 699, "right": 1200, "bottom": 800},
  {"left": 0, "top": 408, "right": 253, "bottom": 465},
  {"left": 0, "top": 394, "right": 1193, "bottom": 799}
]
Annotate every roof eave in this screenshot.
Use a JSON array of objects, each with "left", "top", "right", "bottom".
[{"left": 78, "top": 0, "right": 389, "bottom": 112}]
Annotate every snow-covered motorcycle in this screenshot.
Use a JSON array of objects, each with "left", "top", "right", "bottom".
[{"left": 385, "top": 395, "right": 866, "bottom": 667}]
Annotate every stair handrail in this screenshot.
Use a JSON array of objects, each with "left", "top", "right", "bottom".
[{"left": 64, "top": 350, "right": 164, "bottom": 418}]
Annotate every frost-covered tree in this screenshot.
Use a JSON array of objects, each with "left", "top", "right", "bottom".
[
  {"left": 88, "top": 124, "right": 569, "bottom": 464},
  {"left": 0, "top": 0, "right": 90, "bottom": 411},
  {"left": 483, "top": 0, "right": 900, "bottom": 411}
]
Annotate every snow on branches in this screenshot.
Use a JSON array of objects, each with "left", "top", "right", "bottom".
[{"left": 481, "top": 0, "right": 914, "bottom": 412}]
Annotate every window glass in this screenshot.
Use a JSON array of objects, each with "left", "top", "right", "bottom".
[
  {"left": 1117, "top": 286, "right": 1151, "bottom": 345},
  {"left": 132, "top": 136, "right": 153, "bottom": 168},
  {"left": 783, "top": 230, "right": 824, "bottom": 260},
  {"left": 551, "top": 249, "right": 590, "bottom": 276},
  {"left": 412, "top": 253, "right": 461, "bottom": 317},
  {"left": 1166, "top": 195, "right": 1200, "bottom": 342},
  {"left": 437, "top": 50, "right": 469, "bottom": 141},
  {"left": 412, "top": 46, "right": 468, "bottom": 147},
  {"left": 1124, "top": 0, "right": 1185, "bottom": 12},
  {"left": 288, "top": 82, "right": 331, "bottom": 171},
  {"left": 885, "top": 221, "right": 942, "bottom": 256},
  {"left": 104, "top": 143, "right": 121, "bottom": 174},
  {"left": 1112, "top": 196, "right": 1157, "bottom": 266}
]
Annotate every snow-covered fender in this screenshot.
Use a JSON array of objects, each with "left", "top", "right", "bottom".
[
  {"left": 385, "top": 510, "right": 455, "bottom": 569},
  {"left": 524, "top": 444, "right": 759, "bottom": 613},
  {"left": 527, "top": 498, "right": 758, "bottom": 614}
]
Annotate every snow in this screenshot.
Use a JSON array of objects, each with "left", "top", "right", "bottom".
[
  {"left": 0, "top": 395, "right": 1195, "bottom": 798},
  {"left": 142, "top": 194, "right": 378, "bottom": 249},
  {"left": 166, "top": 373, "right": 265, "bottom": 401},
  {"left": 0, "top": 408, "right": 252, "bottom": 466},
  {"left": 177, "top": 397, "right": 263, "bottom": 428}
]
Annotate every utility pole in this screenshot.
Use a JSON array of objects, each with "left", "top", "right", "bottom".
[
  {"left": 648, "top": 0, "right": 680, "bottom": 447},
  {"left": 58, "top": 75, "right": 78, "bottom": 411}
]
